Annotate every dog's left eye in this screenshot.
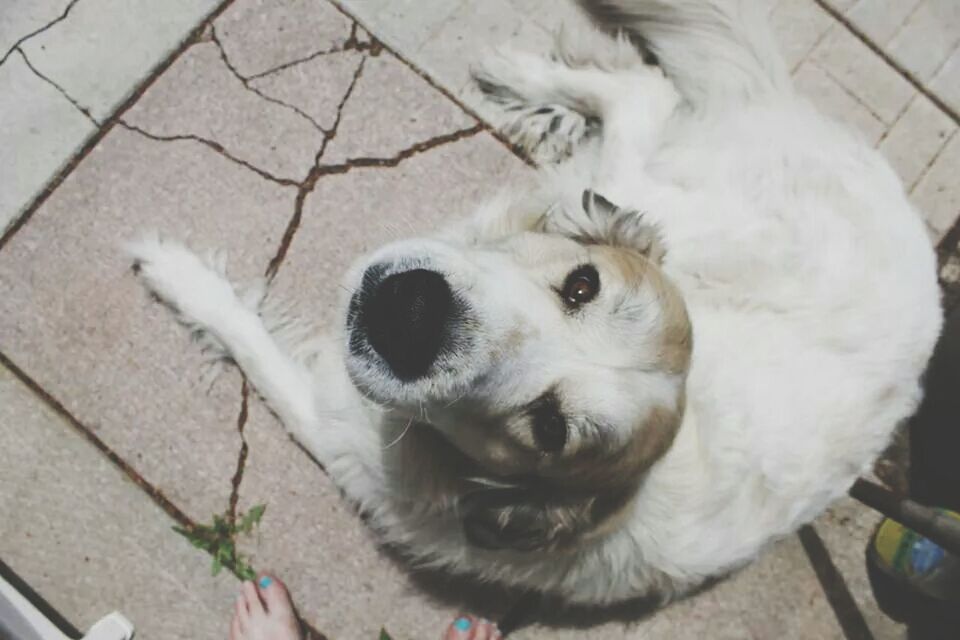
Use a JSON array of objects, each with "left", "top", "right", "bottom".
[{"left": 560, "top": 264, "right": 600, "bottom": 309}]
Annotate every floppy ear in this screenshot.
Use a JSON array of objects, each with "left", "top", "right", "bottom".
[
  {"left": 459, "top": 483, "right": 624, "bottom": 552},
  {"left": 544, "top": 189, "right": 666, "bottom": 263}
]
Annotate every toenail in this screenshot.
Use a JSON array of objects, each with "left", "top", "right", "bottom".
[
  {"left": 258, "top": 576, "right": 273, "bottom": 589},
  {"left": 454, "top": 617, "right": 471, "bottom": 632}
]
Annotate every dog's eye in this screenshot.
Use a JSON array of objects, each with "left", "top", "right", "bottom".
[
  {"left": 560, "top": 264, "right": 600, "bottom": 309},
  {"left": 530, "top": 401, "right": 568, "bottom": 453}
]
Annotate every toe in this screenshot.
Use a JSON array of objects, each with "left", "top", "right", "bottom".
[
  {"left": 230, "top": 614, "right": 244, "bottom": 640},
  {"left": 256, "top": 574, "right": 294, "bottom": 616},
  {"left": 242, "top": 581, "right": 264, "bottom": 615},
  {"left": 234, "top": 596, "right": 250, "bottom": 633},
  {"left": 443, "top": 615, "right": 475, "bottom": 639}
]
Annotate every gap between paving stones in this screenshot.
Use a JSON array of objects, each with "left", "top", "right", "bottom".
[{"left": 0, "top": 0, "right": 81, "bottom": 67}]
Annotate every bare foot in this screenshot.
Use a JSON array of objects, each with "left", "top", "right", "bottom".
[
  {"left": 442, "top": 615, "right": 503, "bottom": 640},
  {"left": 229, "top": 574, "right": 302, "bottom": 640}
]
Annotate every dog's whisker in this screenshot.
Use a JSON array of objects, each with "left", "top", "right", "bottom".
[{"left": 382, "top": 417, "right": 415, "bottom": 449}]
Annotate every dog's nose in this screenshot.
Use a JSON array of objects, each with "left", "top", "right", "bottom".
[{"left": 359, "top": 268, "right": 454, "bottom": 381}]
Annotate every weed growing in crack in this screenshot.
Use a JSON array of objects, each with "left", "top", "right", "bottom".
[{"left": 173, "top": 503, "right": 266, "bottom": 580}]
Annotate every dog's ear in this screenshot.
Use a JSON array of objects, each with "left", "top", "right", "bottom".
[
  {"left": 544, "top": 190, "right": 666, "bottom": 263},
  {"left": 459, "top": 484, "right": 621, "bottom": 552}
]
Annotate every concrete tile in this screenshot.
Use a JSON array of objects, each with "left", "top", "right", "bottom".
[
  {"left": 270, "top": 132, "right": 528, "bottom": 326},
  {"left": 793, "top": 61, "right": 886, "bottom": 145},
  {"left": 0, "top": 126, "right": 297, "bottom": 520},
  {"left": 20, "top": 0, "right": 220, "bottom": 122},
  {"left": 0, "top": 364, "right": 239, "bottom": 640},
  {"left": 124, "top": 42, "right": 324, "bottom": 183},
  {"left": 887, "top": 0, "right": 960, "bottom": 83},
  {"left": 771, "top": 0, "right": 834, "bottom": 70},
  {"left": 813, "top": 498, "right": 907, "bottom": 640},
  {"left": 321, "top": 51, "right": 477, "bottom": 164},
  {"left": 847, "top": 0, "right": 924, "bottom": 45},
  {"left": 334, "top": 0, "right": 465, "bottom": 58},
  {"left": 930, "top": 44, "right": 960, "bottom": 115},
  {"left": 416, "top": 0, "right": 555, "bottom": 113},
  {"left": 0, "top": 0, "right": 72, "bottom": 56},
  {"left": 248, "top": 50, "right": 364, "bottom": 131},
  {"left": 0, "top": 52, "right": 95, "bottom": 233},
  {"left": 879, "top": 94, "right": 957, "bottom": 188},
  {"left": 214, "top": 0, "right": 354, "bottom": 79},
  {"left": 912, "top": 130, "right": 960, "bottom": 240},
  {"left": 811, "top": 27, "right": 916, "bottom": 125}
]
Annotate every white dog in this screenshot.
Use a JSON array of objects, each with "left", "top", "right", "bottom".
[{"left": 129, "top": 0, "right": 942, "bottom": 606}]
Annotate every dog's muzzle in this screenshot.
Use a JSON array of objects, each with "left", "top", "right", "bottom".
[{"left": 350, "top": 266, "right": 458, "bottom": 381}]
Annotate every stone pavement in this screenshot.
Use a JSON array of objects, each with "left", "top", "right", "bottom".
[{"left": 0, "top": 1, "right": 957, "bottom": 639}]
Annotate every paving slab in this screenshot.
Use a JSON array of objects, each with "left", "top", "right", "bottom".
[
  {"left": 0, "top": 363, "right": 239, "bottom": 640},
  {"left": 214, "top": 0, "right": 355, "bottom": 79},
  {"left": 20, "top": 0, "right": 221, "bottom": 123},
  {"left": 771, "top": 0, "right": 835, "bottom": 71},
  {"left": 124, "top": 40, "right": 325, "bottom": 183},
  {"left": 321, "top": 50, "right": 478, "bottom": 164},
  {"left": 248, "top": 49, "right": 365, "bottom": 132},
  {"left": 0, "top": 126, "right": 296, "bottom": 520},
  {"left": 912, "top": 130, "right": 960, "bottom": 240},
  {"left": 0, "top": 51, "right": 95, "bottom": 233},
  {"left": 0, "top": 0, "right": 73, "bottom": 58},
  {"left": 879, "top": 94, "right": 957, "bottom": 190},
  {"left": 793, "top": 60, "right": 887, "bottom": 144}
]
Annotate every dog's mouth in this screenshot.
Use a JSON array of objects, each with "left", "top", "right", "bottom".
[{"left": 345, "top": 261, "right": 474, "bottom": 401}]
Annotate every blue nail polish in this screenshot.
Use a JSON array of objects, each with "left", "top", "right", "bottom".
[
  {"left": 258, "top": 576, "right": 273, "bottom": 589},
  {"left": 454, "top": 617, "right": 471, "bottom": 632}
]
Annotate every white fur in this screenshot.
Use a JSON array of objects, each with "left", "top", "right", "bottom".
[{"left": 128, "top": 0, "right": 941, "bottom": 607}]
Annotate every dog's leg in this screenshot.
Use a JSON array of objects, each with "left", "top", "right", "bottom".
[
  {"left": 473, "top": 34, "right": 679, "bottom": 182},
  {"left": 128, "top": 237, "right": 321, "bottom": 434},
  {"left": 127, "top": 237, "right": 390, "bottom": 506}
]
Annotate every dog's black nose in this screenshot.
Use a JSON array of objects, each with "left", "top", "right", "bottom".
[{"left": 359, "top": 268, "right": 454, "bottom": 381}]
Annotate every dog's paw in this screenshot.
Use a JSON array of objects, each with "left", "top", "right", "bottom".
[
  {"left": 125, "top": 234, "right": 261, "bottom": 336},
  {"left": 472, "top": 56, "right": 593, "bottom": 165}
]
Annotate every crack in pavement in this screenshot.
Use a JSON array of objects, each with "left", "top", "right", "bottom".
[
  {"left": 227, "top": 379, "right": 250, "bottom": 524},
  {"left": 0, "top": 0, "right": 81, "bottom": 68},
  {"left": 117, "top": 120, "right": 301, "bottom": 187},
  {"left": 16, "top": 47, "right": 99, "bottom": 126},
  {"left": 245, "top": 21, "right": 382, "bottom": 82},
  {"left": 264, "top": 51, "right": 367, "bottom": 280},
  {"left": 209, "top": 25, "right": 328, "bottom": 134}
]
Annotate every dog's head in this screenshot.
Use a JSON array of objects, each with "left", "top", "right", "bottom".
[{"left": 343, "top": 190, "right": 691, "bottom": 552}]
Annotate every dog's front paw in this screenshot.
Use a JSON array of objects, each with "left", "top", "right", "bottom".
[{"left": 126, "top": 234, "right": 240, "bottom": 325}]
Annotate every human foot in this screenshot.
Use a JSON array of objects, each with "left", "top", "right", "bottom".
[
  {"left": 229, "top": 574, "right": 302, "bottom": 640},
  {"left": 442, "top": 615, "right": 503, "bottom": 640}
]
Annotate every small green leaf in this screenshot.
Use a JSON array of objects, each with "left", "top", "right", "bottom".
[
  {"left": 212, "top": 555, "right": 222, "bottom": 576},
  {"left": 379, "top": 629, "right": 394, "bottom": 640},
  {"left": 240, "top": 504, "right": 267, "bottom": 533}
]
